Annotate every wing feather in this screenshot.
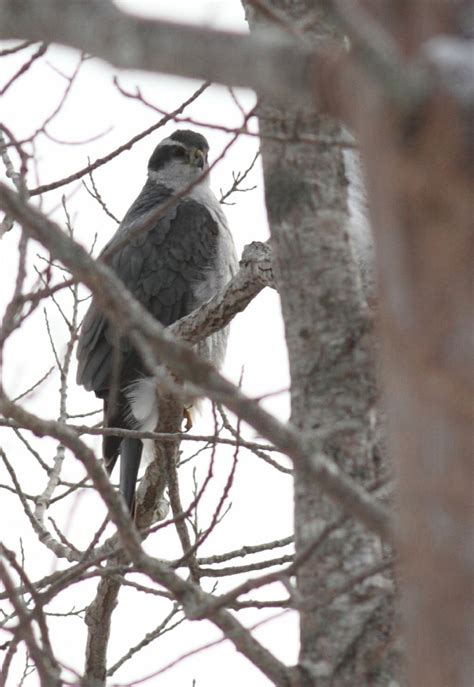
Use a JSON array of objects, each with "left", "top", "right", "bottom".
[{"left": 76, "top": 181, "right": 220, "bottom": 401}]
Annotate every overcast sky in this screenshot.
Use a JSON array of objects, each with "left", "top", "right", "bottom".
[{"left": 0, "top": 2, "right": 297, "bottom": 685}]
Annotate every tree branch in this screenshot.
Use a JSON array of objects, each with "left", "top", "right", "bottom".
[
  {"left": 0, "top": 181, "right": 391, "bottom": 541},
  {"left": 0, "top": 0, "right": 350, "bottom": 114},
  {"left": 170, "top": 240, "right": 274, "bottom": 343}
]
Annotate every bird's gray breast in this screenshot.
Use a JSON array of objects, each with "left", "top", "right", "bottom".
[
  {"left": 125, "top": 181, "right": 238, "bottom": 435},
  {"left": 187, "top": 183, "right": 238, "bottom": 370}
]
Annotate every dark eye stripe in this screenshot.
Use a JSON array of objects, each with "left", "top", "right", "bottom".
[{"left": 148, "top": 144, "right": 187, "bottom": 171}]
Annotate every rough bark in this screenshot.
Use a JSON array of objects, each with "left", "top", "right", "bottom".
[{"left": 243, "top": 2, "right": 396, "bottom": 685}]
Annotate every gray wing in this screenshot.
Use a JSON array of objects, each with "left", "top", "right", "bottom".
[{"left": 76, "top": 181, "right": 219, "bottom": 397}]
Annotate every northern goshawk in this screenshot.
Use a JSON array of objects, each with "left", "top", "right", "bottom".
[{"left": 76, "top": 130, "right": 238, "bottom": 511}]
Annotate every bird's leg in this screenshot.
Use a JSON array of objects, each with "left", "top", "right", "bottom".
[{"left": 182, "top": 406, "right": 193, "bottom": 431}]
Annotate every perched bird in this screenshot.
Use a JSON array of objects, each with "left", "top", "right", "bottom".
[{"left": 76, "top": 130, "right": 238, "bottom": 511}]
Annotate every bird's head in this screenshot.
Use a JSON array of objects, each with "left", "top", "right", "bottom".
[{"left": 147, "top": 129, "right": 210, "bottom": 190}]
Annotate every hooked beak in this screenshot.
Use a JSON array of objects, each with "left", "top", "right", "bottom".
[{"left": 189, "top": 148, "right": 206, "bottom": 170}]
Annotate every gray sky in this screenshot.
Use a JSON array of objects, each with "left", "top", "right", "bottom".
[{"left": 0, "top": 2, "right": 296, "bottom": 685}]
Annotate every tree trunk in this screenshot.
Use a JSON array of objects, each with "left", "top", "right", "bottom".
[{"left": 243, "top": 2, "right": 397, "bottom": 684}]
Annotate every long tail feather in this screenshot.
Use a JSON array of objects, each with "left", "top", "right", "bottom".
[{"left": 119, "top": 438, "right": 143, "bottom": 512}]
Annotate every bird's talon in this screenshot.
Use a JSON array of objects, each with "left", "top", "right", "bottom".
[{"left": 183, "top": 407, "right": 193, "bottom": 431}]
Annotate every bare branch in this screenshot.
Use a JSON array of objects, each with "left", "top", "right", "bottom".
[
  {"left": 0, "top": 548, "right": 62, "bottom": 687},
  {"left": 0, "top": 0, "right": 317, "bottom": 106},
  {"left": 28, "top": 81, "right": 210, "bottom": 196},
  {"left": 0, "top": 42, "right": 47, "bottom": 96},
  {"left": 170, "top": 241, "right": 274, "bottom": 343},
  {"left": 0, "top": 182, "right": 392, "bottom": 540}
]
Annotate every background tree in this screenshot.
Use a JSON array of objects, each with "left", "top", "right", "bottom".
[{"left": 0, "top": 1, "right": 472, "bottom": 686}]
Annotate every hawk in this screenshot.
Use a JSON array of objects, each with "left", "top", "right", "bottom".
[{"left": 76, "top": 130, "right": 238, "bottom": 511}]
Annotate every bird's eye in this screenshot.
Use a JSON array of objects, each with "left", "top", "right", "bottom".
[{"left": 174, "top": 147, "right": 186, "bottom": 157}]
